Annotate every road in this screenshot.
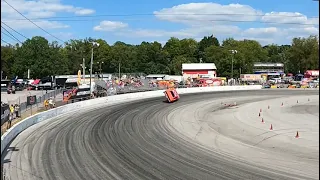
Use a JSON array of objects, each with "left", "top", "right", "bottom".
[{"left": 1, "top": 89, "right": 319, "bottom": 180}]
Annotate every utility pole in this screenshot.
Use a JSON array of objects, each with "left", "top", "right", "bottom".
[
  {"left": 229, "top": 50, "right": 238, "bottom": 85},
  {"left": 90, "top": 47, "right": 93, "bottom": 93},
  {"left": 89, "top": 42, "right": 99, "bottom": 94},
  {"left": 82, "top": 58, "right": 85, "bottom": 81},
  {"left": 118, "top": 62, "right": 121, "bottom": 79}
]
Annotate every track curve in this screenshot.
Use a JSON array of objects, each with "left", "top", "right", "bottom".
[{"left": 2, "top": 89, "right": 319, "bottom": 180}]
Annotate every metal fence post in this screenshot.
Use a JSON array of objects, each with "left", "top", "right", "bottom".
[{"left": 18, "top": 97, "right": 21, "bottom": 118}]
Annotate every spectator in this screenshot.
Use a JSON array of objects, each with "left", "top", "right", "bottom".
[
  {"left": 10, "top": 104, "right": 15, "bottom": 119},
  {"left": 44, "top": 99, "right": 49, "bottom": 110},
  {"left": 7, "top": 113, "right": 12, "bottom": 129},
  {"left": 48, "top": 97, "right": 55, "bottom": 108},
  {"left": 14, "top": 104, "right": 20, "bottom": 118}
]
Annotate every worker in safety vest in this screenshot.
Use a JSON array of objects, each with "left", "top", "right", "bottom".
[{"left": 44, "top": 99, "right": 49, "bottom": 110}]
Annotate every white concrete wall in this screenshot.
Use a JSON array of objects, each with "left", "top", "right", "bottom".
[{"left": 1, "top": 85, "right": 262, "bottom": 155}]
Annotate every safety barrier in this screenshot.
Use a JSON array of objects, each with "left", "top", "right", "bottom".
[{"left": 1, "top": 85, "right": 262, "bottom": 155}]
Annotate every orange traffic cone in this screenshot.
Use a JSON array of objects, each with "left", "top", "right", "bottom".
[
  {"left": 270, "top": 124, "right": 273, "bottom": 130},
  {"left": 295, "top": 131, "right": 299, "bottom": 138},
  {"left": 261, "top": 118, "right": 264, "bottom": 123}
]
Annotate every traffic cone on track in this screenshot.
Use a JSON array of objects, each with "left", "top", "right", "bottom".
[
  {"left": 295, "top": 131, "right": 299, "bottom": 138},
  {"left": 270, "top": 124, "right": 273, "bottom": 131},
  {"left": 261, "top": 118, "right": 264, "bottom": 123}
]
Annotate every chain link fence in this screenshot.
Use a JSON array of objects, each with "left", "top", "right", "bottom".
[{"left": 3, "top": 89, "right": 63, "bottom": 120}]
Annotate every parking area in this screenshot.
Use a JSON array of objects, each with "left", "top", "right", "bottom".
[{"left": 1, "top": 90, "right": 54, "bottom": 104}]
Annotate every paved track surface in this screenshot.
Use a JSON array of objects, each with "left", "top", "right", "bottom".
[{"left": 2, "top": 89, "right": 319, "bottom": 180}]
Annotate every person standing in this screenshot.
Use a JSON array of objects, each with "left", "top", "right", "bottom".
[
  {"left": 14, "top": 104, "right": 19, "bottom": 118},
  {"left": 7, "top": 105, "right": 14, "bottom": 129},
  {"left": 10, "top": 104, "right": 15, "bottom": 119},
  {"left": 44, "top": 99, "right": 49, "bottom": 110}
]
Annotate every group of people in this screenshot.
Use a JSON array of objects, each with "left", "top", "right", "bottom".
[{"left": 44, "top": 97, "right": 55, "bottom": 110}]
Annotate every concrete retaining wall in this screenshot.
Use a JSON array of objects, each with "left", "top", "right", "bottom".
[{"left": 1, "top": 85, "right": 262, "bottom": 155}]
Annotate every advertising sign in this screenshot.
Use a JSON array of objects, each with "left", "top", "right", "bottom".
[
  {"left": 27, "top": 95, "right": 37, "bottom": 106},
  {"left": 240, "top": 74, "right": 262, "bottom": 81}
]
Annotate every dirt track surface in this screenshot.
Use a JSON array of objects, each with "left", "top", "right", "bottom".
[{"left": 1, "top": 89, "right": 319, "bottom": 180}]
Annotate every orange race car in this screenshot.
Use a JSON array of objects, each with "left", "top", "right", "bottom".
[{"left": 164, "top": 88, "right": 180, "bottom": 103}]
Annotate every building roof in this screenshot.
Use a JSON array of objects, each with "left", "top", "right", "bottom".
[
  {"left": 182, "top": 63, "right": 217, "bottom": 70},
  {"left": 56, "top": 74, "right": 112, "bottom": 79},
  {"left": 146, "top": 74, "right": 168, "bottom": 78},
  {"left": 253, "top": 62, "right": 284, "bottom": 67}
]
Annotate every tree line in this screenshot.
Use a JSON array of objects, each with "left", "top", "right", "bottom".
[{"left": 1, "top": 35, "right": 319, "bottom": 79}]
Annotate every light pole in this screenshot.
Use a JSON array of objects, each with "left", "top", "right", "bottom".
[
  {"left": 80, "top": 59, "right": 86, "bottom": 83},
  {"left": 229, "top": 50, "right": 237, "bottom": 80},
  {"left": 90, "top": 42, "right": 100, "bottom": 94},
  {"left": 97, "top": 61, "right": 104, "bottom": 74}
]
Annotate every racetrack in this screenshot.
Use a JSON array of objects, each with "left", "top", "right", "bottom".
[{"left": 1, "top": 89, "right": 319, "bottom": 180}]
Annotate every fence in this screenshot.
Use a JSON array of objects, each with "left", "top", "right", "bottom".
[{"left": 4, "top": 89, "right": 63, "bottom": 119}]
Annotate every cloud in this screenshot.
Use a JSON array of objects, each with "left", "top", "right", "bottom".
[
  {"left": 74, "top": 8, "right": 95, "bottom": 15},
  {"left": 153, "top": 3, "right": 262, "bottom": 25},
  {"left": 242, "top": 27, "right": 279, "bottom": 37},
  {"left": 44, "top": 32, "right": 73, "bottom": 40},
  {"left": 115, "top": 25, "right": 241, "bottom": 39},
  {"left": 145, "top": 3, "right": 318, "bottom": 45},
  {"left": 261, "top": 12, "right": 318, "bottom": 26},
  {"left": 1, "top": 0, "right": 95, "bottom": 30},
  {"left": 93, "top": 21, "right": 129, "bottom": 31}
]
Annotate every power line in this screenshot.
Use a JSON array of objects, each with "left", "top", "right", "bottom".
[
  {"left": 1, "top": 30, "right": 19, "bottom": 43},
  {"left": 1, "top": 25, "right": 22, "bottom": 43},
  {"left": 1, "top": 21, "right": 29, "bottom": 39},
  {"left": 4, "top": 13, "right": 319, "bottom": 21},
  {"left": 1, "top": 39, "right": 11, "bottom": 45},
  {"left": 2, "top": 18, "right": 317, "bottom": 26},
  {"left": 2, "top": 0, "right": 65, "bottom": 43}
]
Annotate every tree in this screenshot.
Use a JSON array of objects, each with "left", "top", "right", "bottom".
[
  {"left": 286, "top": 35, "right": 319, "bottom": 73},
  {"left": 198, "top": 35, "right": 219, "bottom": 62},
  {"left": 1, "top": 34, "right": 318, "bottom": 78},
  {"left": 1, "top": 44, "right": 15, "bottom": 78}
]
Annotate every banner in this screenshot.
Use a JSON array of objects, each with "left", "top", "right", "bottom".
[
  {"left": 240, "top": 74, "right": 262, "bottom": 81},
  {"left": 27, "top": 95, "right": 37, "bottom": 106},
  {"left": 1, "top": 104, "right": 10, "bottom": 126}
]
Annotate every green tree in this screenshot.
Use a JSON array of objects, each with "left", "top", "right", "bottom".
[
  {"left": 286, "top": 35, "right": 319, "bottom": 73},
  {"left": 1, "top": 44, "right": 15, "bottom": 78},
  {"left": 2, "top": 35, "right": 318, "bottom": 78}
]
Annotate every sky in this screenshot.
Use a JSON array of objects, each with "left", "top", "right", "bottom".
[{"left": 1, "top": 0, "right": 319, "bottom": 46}]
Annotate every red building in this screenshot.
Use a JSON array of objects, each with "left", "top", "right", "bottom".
[{"left": 182, "top": 63, "right": 217, "bottom": 79}]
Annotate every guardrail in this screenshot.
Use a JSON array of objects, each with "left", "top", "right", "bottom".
[{"left": 1, "top": 85, "right": 262, "bottom": 155}]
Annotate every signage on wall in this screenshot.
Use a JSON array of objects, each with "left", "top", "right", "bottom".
[{"left": 27, "top": 95, "right": 37, "bottom": 106}]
